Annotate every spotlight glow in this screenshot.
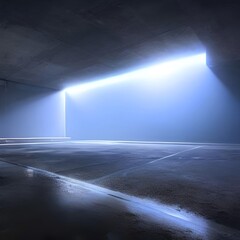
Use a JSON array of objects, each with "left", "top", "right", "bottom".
[{"left": 64, "top": 53, "right": 206, "bottom": 94}]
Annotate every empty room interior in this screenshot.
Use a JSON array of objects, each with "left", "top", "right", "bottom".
[{"left": 0, "top": 0, "right": 240, "bottom": 239}]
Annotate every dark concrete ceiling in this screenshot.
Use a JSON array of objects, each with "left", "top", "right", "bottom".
[{"left": 0, "top": 0, "right": 239, "bottom": 89}]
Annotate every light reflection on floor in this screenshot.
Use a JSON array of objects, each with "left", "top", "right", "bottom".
[
  {"left": 49, "top": 167, "right": 238, "bottom": 240},
  {"left": 1, "top": 142, "right": 239, "bottom": 240}
]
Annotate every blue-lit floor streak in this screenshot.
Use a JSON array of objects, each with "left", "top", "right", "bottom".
[{"left": 18, "top": 163, "right": 239, "bottom": 240}]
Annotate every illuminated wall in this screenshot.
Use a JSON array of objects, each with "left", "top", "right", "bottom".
[
  {"left": 66, "top": 54, "right": 240, "bottom": 143},
  {"left": 0, "top": 82, "right": 65, "bottom": 138}
]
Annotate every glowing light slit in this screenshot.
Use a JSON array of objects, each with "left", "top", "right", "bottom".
[{"left": 64, "top": 53, "right": 206, "bottom": 94}]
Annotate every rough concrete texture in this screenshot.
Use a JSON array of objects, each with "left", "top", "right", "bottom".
[
  {"left": 0, "top": 141, "right": 240, "bottom": 239},
  {"left": 1, "top": 0, "right": 239, "bottom": 89}
]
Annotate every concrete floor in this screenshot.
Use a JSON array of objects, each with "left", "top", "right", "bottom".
[{"left": 0, "top": 141, "right": 240, "bottom": 240}]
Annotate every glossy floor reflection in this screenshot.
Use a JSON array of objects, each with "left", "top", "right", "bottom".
[{"left": 0, "top": 141, "right": 240, "bottom": 239}]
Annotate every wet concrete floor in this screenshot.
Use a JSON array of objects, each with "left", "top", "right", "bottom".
[{"left": 0, "top": 141, "right": 239, "bottom": 239}]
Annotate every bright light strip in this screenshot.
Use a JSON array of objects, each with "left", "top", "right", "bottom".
[{"left": 64, "top": 53, "right": 206, "bottom": 94}]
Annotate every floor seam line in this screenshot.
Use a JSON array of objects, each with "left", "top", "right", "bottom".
[
  {"left": 0, "top": 155, "right": 239, "bottom": 237},
  {"left": 91, "top": 146, "right": 202, "bottom": 182},
  {"left": 148, "top": 146, "right": 202, "bottom": 164}
]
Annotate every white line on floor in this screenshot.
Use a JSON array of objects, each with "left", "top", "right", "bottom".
[
  {"left": 0, "top": 158, "right": 239, "bottom": 240},
  {"left": 91, "top": 146, "right": 202, "bottom": 182},
  {"left": 148, "top": 146, "right": 202, "bottom": 164},
  {"left": 71, "top": 140, "right": 240, "bottom": 146},
  {"left": 0, "top": 141, "right": 68, "bottom": 146}
]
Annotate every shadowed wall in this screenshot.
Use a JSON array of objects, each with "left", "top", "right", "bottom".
[{"left": 0, "top": 82, "right": 65, "bottom": 138}]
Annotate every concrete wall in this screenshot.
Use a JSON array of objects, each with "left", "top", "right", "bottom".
[
  {"left": 66, "top": 58, "right": 240, "bottom": 143},
  {"left": 0, "top": 81, "right": 65, "bottom": 138}
]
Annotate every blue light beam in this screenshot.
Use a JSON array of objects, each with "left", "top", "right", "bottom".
[{"left": 64, "top": 53, "right": 206, "bottom": 94}]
